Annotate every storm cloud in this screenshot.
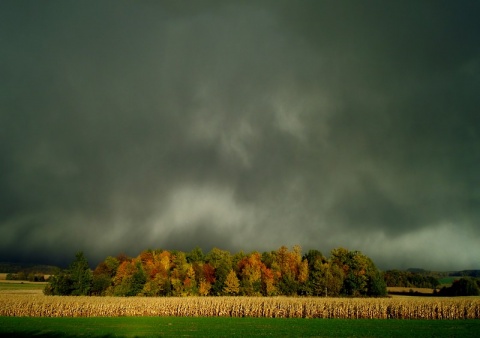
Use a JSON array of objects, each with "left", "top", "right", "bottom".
[{"left": 1, "top": 0, "right": 479, "bottom": 270}]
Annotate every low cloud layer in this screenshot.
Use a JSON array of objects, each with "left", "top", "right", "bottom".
[{"left": 1, "top": 1, "right": 479, "bottom": 270}]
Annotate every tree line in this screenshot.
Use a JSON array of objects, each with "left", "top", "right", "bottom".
[
  {"left": 44, "top": 246, "right": 387, "bottom": 297},
  {"left": 6, "top": 272, "right": 46, "bottom": 282},
  {"left": 384, "top": 270, "right": 440, "bottom": 289}
]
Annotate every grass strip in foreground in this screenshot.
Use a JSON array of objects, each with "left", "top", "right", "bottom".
[{"left": 1, "top": 316, "right": 480, "bottom": 337}]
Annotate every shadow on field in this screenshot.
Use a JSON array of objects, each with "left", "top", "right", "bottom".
[
  {"left": 0, "top": 332, "right": 116, "bottom": 338},
  {"left": 388, "top": 291, "right": 438, "bottom": 297}
]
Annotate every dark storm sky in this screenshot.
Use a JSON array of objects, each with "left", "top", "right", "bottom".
[{"left": 1, "top": 0, "right": 479, "bottom": 270}]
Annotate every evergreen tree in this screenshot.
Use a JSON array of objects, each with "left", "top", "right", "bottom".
[
  {"left": 44, "top": 251, "right": 92, "bottom": 296},
  {"left": 69, "top": 251, "right": 93, "bottom": 296}
]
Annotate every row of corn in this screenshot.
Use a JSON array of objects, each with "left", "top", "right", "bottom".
[{"left": 1, "top": 294, "right": 479, "bottom": 319}]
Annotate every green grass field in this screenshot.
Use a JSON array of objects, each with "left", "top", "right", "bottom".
[
  {"left": 0, "top": 280, "right": 45, "bottom": 292},
  {"left": 438, "top": 276, "right": 460, "bottom": 286},
  {"left": 1, "top": 316, "right": 480, "bottom": 337}
]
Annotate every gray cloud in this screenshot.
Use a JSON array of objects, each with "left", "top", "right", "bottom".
[{"left": 1, "top": 1, "right": 479, "bottom": 270}]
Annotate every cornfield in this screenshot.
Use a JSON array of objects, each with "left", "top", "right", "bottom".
[{"left": 1, "top": 294, "right": 479, "bottom": 319}]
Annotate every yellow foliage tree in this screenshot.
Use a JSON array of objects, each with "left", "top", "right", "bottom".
[{"left": 223, "top": 270, "right": 240, "bottom": 295}]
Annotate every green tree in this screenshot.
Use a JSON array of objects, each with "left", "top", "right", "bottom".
[
  {"left": 43, "top": 271, "right": 73, "bottom": 295},
  {"left": 69, "top": 252, "right": 93, "bottom": 296},
  {"left": 305, "top": 258, "right": 344, "bottom": 297},
  {"left": 44, "top": 252, "right": 92, "bottom": 296},
  {"left": 91, "top": 273, "right": 111, "bottom": 296},
  {"left": 170, "top": 251, "right": 190, "bottom": 296},
  {"left": 129, "top": 262, "right": 147, "bottom": 296},
  {"left": 326, "top": 262, "right": 344, "bottom": 296},
  {"left": 330, "top": 248, "right": 386, "bottom": 297},
  {"left": 367, "top": 270, "right": 388, "bottom": 297},
  {"left": 440, "top": 277, "right": 480, "bottom": 296},
  {"left": 187, "top": 247, "right": 205, "bottom": 263},
  {"left": 206, "top": 248, "right": 232, "bottom": 295},
  {"left": 304, "top": 250, "right": 326, "bottom": 296}
]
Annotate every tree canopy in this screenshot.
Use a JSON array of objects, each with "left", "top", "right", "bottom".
[{"left": 45, "top": 246, "right": 387, "bottom": 297}]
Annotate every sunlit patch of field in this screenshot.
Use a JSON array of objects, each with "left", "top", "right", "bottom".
[
  {"left": 0, "top": 280, "right": 46, "bottom": 295},
  {"left": 387, "top": 287, "right": 435, "bottom": 295},
  {"left": 0, "top": 273, "right": 7, "bottom": 280},
  {"left": 438, "top": 276, "right": 461, "bottom": 288}
]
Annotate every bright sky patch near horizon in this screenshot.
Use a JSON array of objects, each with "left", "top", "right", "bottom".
[{"left": 1, "top": 0, "right": 479, "bottom": 270}]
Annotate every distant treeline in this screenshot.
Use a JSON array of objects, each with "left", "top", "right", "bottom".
[
  {"left": 45, "top": 246, "right": 388, "bottom": 297},
  {"left": 6, "top": 272, "right": 47, "bottom": 282},
  {"left": 1, "top": 262, "right": 58, "bottom": 282},
  {"left": 384, "top": 270, "right": 440, "bottom": 289},
  {"left": 384, "top": 269, "right": 480, "bottom": 296},
  {"left": 450, "top": 270, "right": 480, "bottom": 278},
  {"left": 0, "top": 262, "right": 58, "bottom": 275}
]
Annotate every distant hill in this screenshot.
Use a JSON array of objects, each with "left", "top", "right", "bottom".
[{"left": 0, "top": 262, "right": 59, "bottom": 275}]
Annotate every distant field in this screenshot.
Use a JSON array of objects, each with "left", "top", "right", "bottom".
[
  {"left": 0, "top": 280, "right": 45, "bottom": 295},
  {"left": 0, "top": 273, "right": 7, "bottom": 280},
  {"left": 387, "top": 287, "right": 435, "bottom": 294},
  {"left": 438, "top": 276, "right": 460, "bottom": 286}
]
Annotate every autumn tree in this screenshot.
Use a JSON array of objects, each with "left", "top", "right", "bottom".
[
  {"left": 255, "top": 251, "right": 276, "bottom": 296},
  {"left": 273, "top": 245, "right": 308, "bottom": 296},
  {"left": 197, "top": 262, "right": 216, "bottom": 296},
  {"left": 238, "top": 252, "right": 264, "bottom": 295},
  {"left": 203, "top": 263, "right": 216, "bottom": 284},
  {"left": 183, "top": 264, "right": 197, "bottom": 295},
  {"left": 261, "top": 265, "right": 277, "bottom": 296},
  {"left": 91, "top": 256, "right": 120, "bottom": 295},
  {"left": 198, "top": 278, "right": 212, "bottom": 296},
  {"left": 206, "top": 248, "right": 233, "bottom": 295},
  {"left": 152, "top": 250, "right": 174, "bottom": 296},
  {"left": 141, "top": 250, "right": 172, "bottom": 297},
  {"left": 223, "top": 269, "right": 240, "bottom": 295},
  {"left": 139, "top": 250, "right": 157, "bottom": 279},
  {"left": 298, "top": 258, "right": 309, "bottom": 295},
  {"left": 111, "top": 258, "right": 146, "bottom": 296}
]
